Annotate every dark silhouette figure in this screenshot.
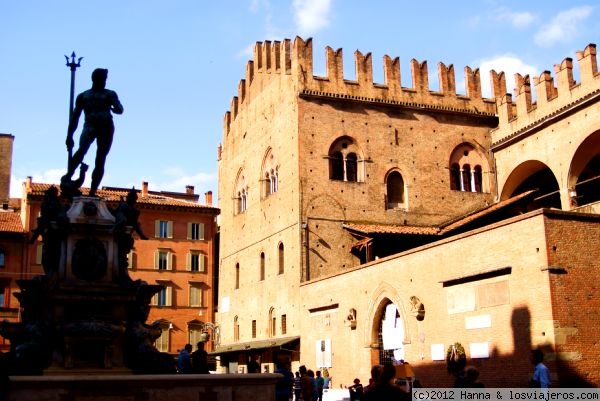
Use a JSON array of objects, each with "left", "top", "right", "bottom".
[
  {"left": 59, "top": 162, "right": 88, "bottom": 200},
  {"left": 29, "top": 186, "right": 69, "bottom": 276},
  {"left": 247, "top": 354, "right": 260, "bottom": 373},
  {"left": 362, "top": 363, "right": 410, "bottom": 401},
  {"left": 177, "top": 343, "right": 193, "bottom": 374},
  {"left": 274, "top": 361, "right": 294, "bottom": 401},
  {"left": 64, "top": 68, "right": 123, "bottom": 196},
  {"left": 113, "top": 188, "right": 148, "bottom": 283},
  {"left": 191, "top": 341, "right": 210, "bottom": 374},
  {"left": 530, "top": 349, "right": 551, "bottom": 388},
  {"left": 348, "top": 378, "right": 364, "bottom": 400}
]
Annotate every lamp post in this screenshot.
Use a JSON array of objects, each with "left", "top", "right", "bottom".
[
  {"left": 64, "top": 51, "right": 83, "bottom": 165},
  {"left": 200, "top": 322, "right": 220, "bottom": 348}
]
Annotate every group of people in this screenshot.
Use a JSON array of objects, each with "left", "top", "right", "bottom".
[
  {"left": 176, "top": 342, "right": 210, "bottom": 374},
  {"left": 274, "top": 363, "right": 327, "bottom": 401},
  {"left": 350, "top": 363, "right": 411, "bottom": 401}
]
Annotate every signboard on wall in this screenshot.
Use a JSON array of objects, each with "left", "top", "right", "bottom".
[{"left": 315, "top": 338, "right": 331, "bottom": 368}]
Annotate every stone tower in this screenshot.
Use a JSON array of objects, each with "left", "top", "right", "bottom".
[
  {"left": 217, "top": 37, "right": 502, "bottom": 350},
  {"left": 0, "top": 133, "right": 14, "bottom": 204}
]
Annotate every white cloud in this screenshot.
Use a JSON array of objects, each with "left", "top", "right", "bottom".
[
  {"left": 153, "top": 168, "right": 217, "bottom": 195},
  {"left": 292, "top": 0, "right": 333, "bottom": 36},
  {"left": 477, "top": 55, "right": 538, "bottom": 98},
  {"left": 10, "top": 168, "right": 64, "bottom": 198},
  {"left": 534, "top": 5, "right": 594, "bottom": 47},
  {"left": 495, "top": 9, "right": 536, "bottom": 28}
]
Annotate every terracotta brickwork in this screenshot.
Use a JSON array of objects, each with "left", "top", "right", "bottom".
[
  {"left": 298, "top": 211, "right": 599, "bottom": 387},
  {"left": 544, "top": 215, "right": 600, "bottom": 385},
  {"left": 217, "top": 38, "right": 599, "bottom": 386},
  {"left": 17, "top": 180, "right": 219, "bottom": 356},
  {"left": 492, "top": 44, "right": 600, "bottom": 209}
]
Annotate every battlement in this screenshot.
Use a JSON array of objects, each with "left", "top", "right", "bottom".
[
  {"left": 224, "top": 37, "right": 506, "bottom": 135},
  {"left": 492, "top": 44, "right": 599, "bottom": 148}
]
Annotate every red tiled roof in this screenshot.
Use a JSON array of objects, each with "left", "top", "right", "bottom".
[
  {"left": 343, "top": 190, "right": 538, "bottom": 237},
  {"left": 26, "top": 183, "right": 219, "bottom": 211},
  {"left": 0, "top": 211, "right": 25, "bottom": 233},
  {"left": 343, "top": 223, "right": 439, "bottom": 236},
  {"left": 438, "top": 190, "right": 537, "bottom": 234}
]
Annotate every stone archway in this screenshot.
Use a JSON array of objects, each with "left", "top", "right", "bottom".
[
  {"left": 500, "top": 160, "right": 561, "bottom": 210},
  {"left": 568, "top": 131, "right": 600, "bottom": 208},
  {"left": 366, "top": 283, "right": 410, "bottom": 366}
]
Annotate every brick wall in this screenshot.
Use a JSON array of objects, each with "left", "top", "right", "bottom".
[{"left": 545, "top": 213, "right": 600, "bottom": 386}]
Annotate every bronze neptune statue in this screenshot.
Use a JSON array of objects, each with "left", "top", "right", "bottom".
[{"left": 62, "top": 68, "right": 123, "bottom": 196}]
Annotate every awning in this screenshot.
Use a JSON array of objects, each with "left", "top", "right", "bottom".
[{"left": 210, "top": 336, "right": 300, "bottom": 355}]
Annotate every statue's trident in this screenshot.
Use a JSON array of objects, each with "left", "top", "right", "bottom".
[{"left": 65, "top": 51, "right": 83, "bottom": 166}]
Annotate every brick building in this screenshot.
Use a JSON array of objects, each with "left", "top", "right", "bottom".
[
  {"left": 0, "top": 172, "right": 219, "bottom": 357},
  {"left": 215, "top": 37, "right": 599, "bottom": 386}
]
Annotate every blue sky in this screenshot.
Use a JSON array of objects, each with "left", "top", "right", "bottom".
[{"left": 1, "top": 1, "right": 598, "bottom": 201}]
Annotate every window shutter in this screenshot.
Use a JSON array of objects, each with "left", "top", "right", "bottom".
[
  {"left": 187, "top": 223, "right": 192, "bottom": 240},
  {"left": 186, "top": 252, "right": 191, "bottom": 271},
  {"left": 167, "top": 252, "right": 173, "bottom": 271},
  {"left": 166, "top": 286, "right": 172, "bottom": 306},
  {"left": 167, "top": 221, "right": 173, "bottom": 238},
  {"left": 199, "top": 223, "right": 205, "bottom": 240},
  {"left": 154, "top": 250, "right": 159, "bottom": 269},
  {"left": 199, "top": 254, "right": 206, "bottom": 272},
  {"left": 151, "top": 293, "right": 157, "bottom": 306},
  {"left": 154, "top": 220, "right": 160, "bottom": 238}
]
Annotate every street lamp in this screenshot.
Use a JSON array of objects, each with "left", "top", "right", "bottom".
[{"left": 200, "top": 322, "right": 220, "bottom": 347}]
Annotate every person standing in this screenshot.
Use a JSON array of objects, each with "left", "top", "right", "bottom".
[
  {"left": 191, "top": 341, "right": 210, "bottom": 374},
  {"left": 362, "top": 363, "right": 410, "bottom": 401},
  {"left": 293, "top": 371, "right": 302, "bottom": 401},
  {"left": 274, "top": 361, "right": 294, "bottom": 401},
  {"left": 177, "top": 343, "right": 193, "bottom": 374},
  {"left": 299, "top": 365, "right": 314, "bottom": 401},
  {"left": 315, "top": 370, "right": 325, "bottom": 401},
  {"left": 348, "top": 378, "right": 364, "bottom": 401},
  {"left": 530, "top": 349, "right": 551, "bottom": 388}
]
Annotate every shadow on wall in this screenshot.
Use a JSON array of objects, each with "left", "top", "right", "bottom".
[{"left": 407, "top": 306, "right": 594, "bottom": 388}]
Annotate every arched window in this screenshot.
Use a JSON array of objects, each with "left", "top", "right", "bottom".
[
  {"left": 449, "top": 144, "right": 488, "bottom": 193},
  {"left": 234, "top": 316, "right": 240, "bottom": 341},
  {"left": 386, "top": 171, "right": 405, "bottom": 209},
  {"left": 234, "top": 169, "right": 248, "bottom": 214},
  {"left": 328, "top": 137, "right": 365, "bottom": 182},
  {"left": 260, "top": 252, "right": 265, "bottom": 281},
  {"left": 268, "top": 307, "right": 276, "bottom": 338},
  {"left": 462, "top": 164, "right": 472, "bottom": 192},
  {"left": 346, "top": 153, "right": 357, "bottom": 182},
  {"left": 278, "top": 243, "right": 284, "bottom": 275},
  {"left": 473, "top": 166, "right": 483, "bottom": 192},
  {"left": 235, "top": 263, "right": 240, "bottom": 289},
  {"left": 329, "top": 151, "right": 344, "bottom": 180},
  {"left": 262, "top": 148, "right": 279, "bottom": 198},
  {"left": 450, "top": 163, "right": 461, "bottom": 190}
]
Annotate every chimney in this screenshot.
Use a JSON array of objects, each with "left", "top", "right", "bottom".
[
  {"left": 186, "top": 185, "right": 195, "bottom": 195},
  {"left": 0, "top": 134, "right": 15, "bottom": 203},
  {"left": 205, "top": 191, "right": 213, "bottom": 206},
  {"left": 142, "top": 181, "right": 148, "bottom": 197}
]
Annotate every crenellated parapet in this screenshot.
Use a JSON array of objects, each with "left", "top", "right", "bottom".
[
  {"left": 492, "top": 43, "right": 599, "bottom": 149},
  {"left": 292, "top": 37, "right": 501, "bottom": 118},
  {"left": 223, "top": 39, "right": 293, "bottom": 135},
  {"left": 223, "top": 36, "right": 506, "bottom": 136}
]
